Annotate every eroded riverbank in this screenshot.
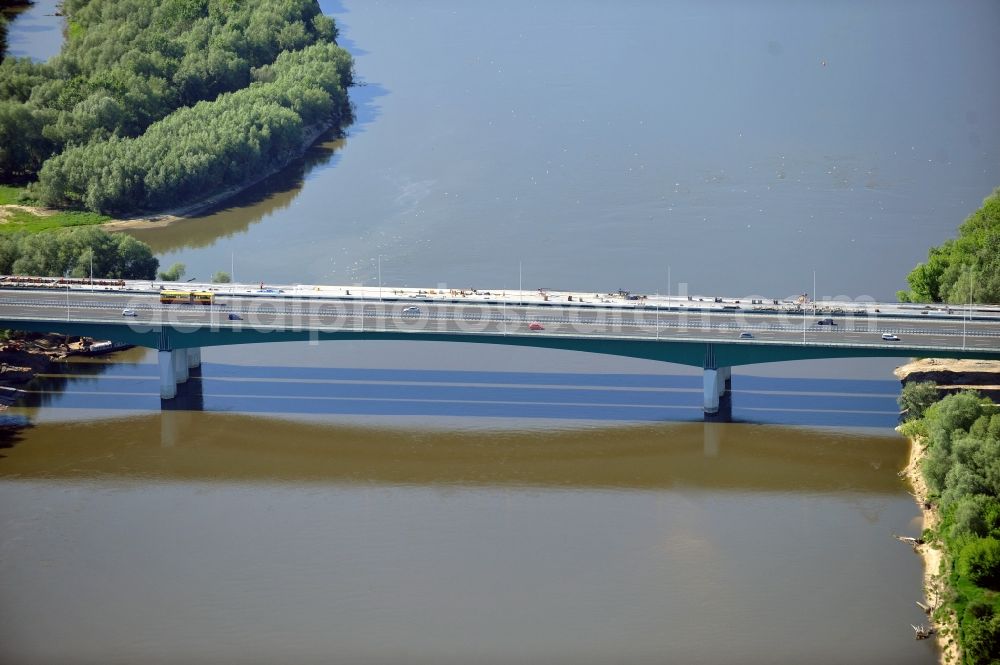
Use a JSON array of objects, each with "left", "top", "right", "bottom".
[{"left": 903, "top": 435, "right": 960, "bottom": 664}]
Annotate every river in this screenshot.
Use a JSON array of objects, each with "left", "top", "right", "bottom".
[{"left": 4, "top": 0, "right": 1000, "bottom": 663}]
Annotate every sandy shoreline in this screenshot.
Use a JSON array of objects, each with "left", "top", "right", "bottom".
[{"left": 902, "top": 433, "right": 960, "bottom": 664}]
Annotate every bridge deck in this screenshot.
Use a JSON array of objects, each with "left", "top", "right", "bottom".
[{"left": 3, "top": 277, "right": 998, "bottom": 408}]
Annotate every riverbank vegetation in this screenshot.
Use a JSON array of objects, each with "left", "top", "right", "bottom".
[
  {"left": 901, "top": 387, "right": 1000, "bottom": 663},
  {"left": 0, "top": 0, "right": 352, "bottom": 216},
  {"left": 898, "top": 188, "right": 1000, "bottom": 304},
  {"left": 1, "top": 183, "right": 110, "bottom": 232},
  {"left": 0, "top": 227, "right": 158, "bottom": 278}
]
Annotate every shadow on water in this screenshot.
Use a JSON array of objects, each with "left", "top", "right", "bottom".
[
  {"left": 0, "top": 414, "right": 33, "bottom": 457},
  {"left": 343, "top": 81, "right": 388, "bottom": 139},
  {"left": 317, "top": 2, "right": 388, "bottom": 139},
  {"left": 127, "top": 75, "right": 388, "bottom": 256},
  {"left": 16, "top": 359, "right": 123, "bottom": 409},
  {"left": 160, "top": 366, "right": 204, "bottom": 412},
  {"left": 126, "top": 132, "right": 350, "bottom": 253},
  {"left": 126, "top": 37, "right": 389, "bottom": 256},
  {"left": 15, "top": 361, "right": 903, "bottom": 429},
  {"left": 319, "top": 1, "right": 366, "bottom": 56}
]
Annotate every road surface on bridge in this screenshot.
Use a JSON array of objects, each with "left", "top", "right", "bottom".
[{"left": 1, "top": 287, "right": 998, "bottom": 353}]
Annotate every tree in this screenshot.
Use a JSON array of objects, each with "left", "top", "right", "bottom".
[
  {"left": 899, "top": 381, "right": 939, "bottom": 421},
  {"left": 926, "top": 391, "right": 990, "bottom": 443},
  {"left": 908, "top": 389, "right": 1000, "bottom": 662},
  {"left": 35, "top": 40, "right": 353, "bottom": 213},
  {"left": 958, "top": 537, "right": 1000, "bottom": 589},
  {"left": 211, "top": 271, "right": 231, "bottom": 283},
  {"left": 950, "top": 495, "right": 1000, "bottom": 542},
  {"left": 961, "top": 609, "right": 1000, "bottom": 665},
  {"left": 0, "top": 101, "right": 54, "bottom": 177},
  {"left": 112, "top": 233, "right": 160, "bottom": 279},
  {"left": 158, "top": 262, "right": 185, "bottom": 281},
  {"left": 1, "top": 0, "right": 353, "bottom": 211},
  {"left": 901, "top": 188, "right": 1000, "bottom": 304},
  {"left": 0, "top": 228, "right": 158, "bottom": 279}
]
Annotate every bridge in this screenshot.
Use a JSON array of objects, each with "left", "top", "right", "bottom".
[{"left": 1, "top": 277, "right": 998, "bottom": 414}]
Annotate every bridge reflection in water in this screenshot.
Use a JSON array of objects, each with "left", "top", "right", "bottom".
[
  {"left": 1, "top": 408, "right": 907, "bottom": 496},
  {"left": 12, "top": 358, "right": 902, "bottom": 445}
]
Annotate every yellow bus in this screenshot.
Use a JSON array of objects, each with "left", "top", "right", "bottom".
[{"left": 160, "top": 290, "right": 215, "bottom": 305}]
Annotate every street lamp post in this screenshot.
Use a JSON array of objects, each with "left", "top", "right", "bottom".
[
  {"left": 378, "top": 254, "right": 383, "bottom": 302},
  {"left": 964, "top": 265, "right": 973, "bottom": 350},
  {"left": 519, "top": 261, "right": 522, "bottom": 306},
  {"left": 503, "top": 286, "right": 507, "bottom": 335}
]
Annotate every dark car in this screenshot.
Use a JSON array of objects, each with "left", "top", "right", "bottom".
[
  {"left": 228, "top": 313, "right": 243, "bottom": 321},
  {"left": 817, "top": 318, "right": 836, "bottom": 325}
]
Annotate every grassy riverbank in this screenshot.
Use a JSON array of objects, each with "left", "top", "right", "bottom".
[{"left": 0, "top": 184, "right": 110, "bottom": 232}]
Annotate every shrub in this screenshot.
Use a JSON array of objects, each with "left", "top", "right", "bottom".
[
  {"left": 899, "top": 381, "right": 939, "bottom": 421},
  {"left": 958, "top": 538, "right": 1000, "bottom": 590},
  {"left": 158, "top": 262, "right": 185, "bottom": 281},
  {"left": 951, "top": 495, "right": 1000, "bottom": 542},
  {"left": 961, "top": 605, "right": 1000, "bottom": 665}
]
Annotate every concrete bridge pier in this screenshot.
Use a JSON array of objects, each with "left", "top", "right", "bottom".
[
  {"left": 703, "top": 365, "right": 732, "bottom": 414},
  {"left": 159, "top": 350, "right": 177, "bottom": 399},
  {"left": 173, "top": 348, "right": 189, "bottom": 384},
  {"left": 159, "top": 347, "right": 203, "bottom": 399}
]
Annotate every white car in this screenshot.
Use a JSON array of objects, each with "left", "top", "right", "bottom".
[
  {"left": 881, "top": 333, "right": 900, "bottom": 341},
  {"left": 122, "top": 308, "right": 137, "bottom": 317},
  {"left": 402, "top": 306, "right": 421, "bottom": 315}
]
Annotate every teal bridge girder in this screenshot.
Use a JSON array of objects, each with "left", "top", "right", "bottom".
[
  {"left": 4, "top": 316, "right": 1000, "bottom": 365},
  {"left": 4, "top": 316, "right": 999, "bottom": 414}
]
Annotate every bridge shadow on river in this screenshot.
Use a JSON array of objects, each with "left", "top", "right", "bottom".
[{"left": 12, "top": 360, "right": 902, "bottom": 429}]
